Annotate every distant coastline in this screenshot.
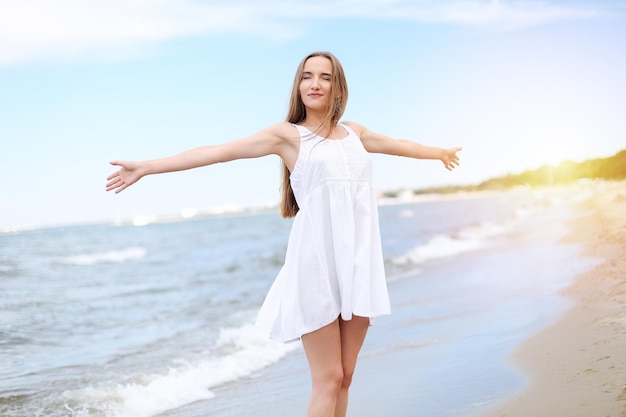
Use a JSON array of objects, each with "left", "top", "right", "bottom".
[
  {"left": 3, "top": 150, "right": 624, "bottom": 234},
  {"left": 383, "top": 148, "right": 626, "bottom": 198}
]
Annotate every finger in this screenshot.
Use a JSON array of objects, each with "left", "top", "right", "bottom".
[
  {"left": 107, "top": 181, "right": 121, "bottom": 192},
  {"left": 106, "top": 177, "right": 120, "bottom": 187},
  {"left": 106, "top": 172, "right": 119, "bottom": 181},
  {"left": 106, "top": 178, "right": 124, "bottom": 191}
]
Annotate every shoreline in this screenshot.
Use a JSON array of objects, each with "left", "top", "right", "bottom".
[
  {"left": 478, "top": 181, "right": 626, "bottom": 417},
  {"left": 156, "top": 183, "right": 602, "bottom": 417}
]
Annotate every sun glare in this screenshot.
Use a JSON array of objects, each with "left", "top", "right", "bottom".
[
  {"left": 535, "top": 139, "right": 590, "bottom": 169},
  {"left": 534, "top": 142, "right": 565, "bottom": 168}
]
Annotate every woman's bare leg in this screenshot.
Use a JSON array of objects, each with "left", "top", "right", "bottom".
[
  {"left": 301, "top": 316, "right": 370, "bottom": 417},
  {"left": 334, "top": 315, "right": 369, "bottom": 417},
  {"left": 301, "top": 319, "right": 343, "bottom": 417}
]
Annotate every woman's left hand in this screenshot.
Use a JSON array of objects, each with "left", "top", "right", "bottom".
[{"left": 441, "top": 147, "right": 462, "bottom": 171}]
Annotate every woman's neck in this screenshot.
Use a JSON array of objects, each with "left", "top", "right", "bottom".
[{"left": 301, "top": 115, "right": 335, "bottom": 136}]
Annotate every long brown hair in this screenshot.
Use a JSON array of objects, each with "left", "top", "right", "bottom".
[{"left": 279, "top": 51, "right": 349, "bottom": 218}]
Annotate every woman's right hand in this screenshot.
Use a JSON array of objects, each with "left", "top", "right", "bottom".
[{"left": 106, "top": 160, "right": 145, "bottom": 193}]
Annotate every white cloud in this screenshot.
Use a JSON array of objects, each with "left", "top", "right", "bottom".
[
  {"left": 0, "top": 0, "right": 616, "bottom": 67},
  {"left": 0, "top": 0, "right": 292, "bottom": 66},
  {"left": 322, "top": 0, "right": 608, "bottom": 27}
]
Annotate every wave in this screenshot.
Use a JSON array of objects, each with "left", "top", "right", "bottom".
[
  {"left": 60, "top": 324, "right": 300, "bottom": 417},
  {"left": 59, "top": 247, "right": 146, "bottom": 266},
  {"left": 391, "top": 221, "right": 511, "bottom": 266}
]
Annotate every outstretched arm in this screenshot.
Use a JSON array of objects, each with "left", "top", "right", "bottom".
[
  {"left": 106, "top": 123, "right": 296, "bottom": 193},
  {"left": 344, "top": 121, "right": 461, "bottom": 171}
]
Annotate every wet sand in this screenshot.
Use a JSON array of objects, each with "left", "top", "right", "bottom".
[{"left": 478, "top": 181, "right": 626, "bottom": 417}]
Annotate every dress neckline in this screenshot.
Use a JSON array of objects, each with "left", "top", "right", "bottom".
[{"left": 297, "top": 123, "right": 351, "bottom": 141}]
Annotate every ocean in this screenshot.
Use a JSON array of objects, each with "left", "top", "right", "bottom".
[{"left": 0, "top": 184, "right": 602, "bottom": 417}]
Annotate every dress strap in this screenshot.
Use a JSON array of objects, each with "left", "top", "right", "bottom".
[
  {"left": 292, "top": 124, "right": 323, "bottom": 142},
  {"left": 337, "top": 122, "right": 357, "bottom": 139},
  {"left": 291, "top": 123, "right": 306, "bottom": 139}
]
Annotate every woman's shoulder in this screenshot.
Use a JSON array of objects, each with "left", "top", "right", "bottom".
[
  {"left": 341, "top": 120, "right": 366, "bottom": 137},
  {"left": 259, "top": 122, "right": 300, "bottom": 141}
]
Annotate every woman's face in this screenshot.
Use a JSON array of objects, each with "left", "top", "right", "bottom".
[{"left": 299, "top": 56, "right": 333, "bottom": 113}]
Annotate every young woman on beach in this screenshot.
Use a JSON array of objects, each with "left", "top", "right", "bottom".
[{"left": 106, "top": 51, "right": 461, "bottom": 417}]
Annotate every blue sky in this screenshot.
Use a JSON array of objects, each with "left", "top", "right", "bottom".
[{"left": 1, "top": 0, "right": 625, "bottom": 229}]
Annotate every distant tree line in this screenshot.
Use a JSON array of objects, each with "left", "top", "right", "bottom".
[{"left": 408, "top": 148, "right": 626, "bottom": 195}]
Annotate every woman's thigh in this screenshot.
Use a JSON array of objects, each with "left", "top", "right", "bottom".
[
  {"left": 301, "top": 319, "right": 343, "bottom": 382},
  {"left": 338, "top": 315, "right": 369, "bottom": 377}
]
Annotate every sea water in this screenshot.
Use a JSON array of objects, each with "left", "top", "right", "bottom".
[{"left": 0, "top": 184, "right": 601, "bottom": 417}]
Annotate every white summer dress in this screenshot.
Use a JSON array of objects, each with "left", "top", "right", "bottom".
[{"left": 255, "top": 122, "right": 391, "bottom": 342}]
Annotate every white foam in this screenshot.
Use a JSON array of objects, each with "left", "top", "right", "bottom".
[
  {"left": 391, "top": 234, "right": 483, "bottom": 265},
  {"left": 391, "top": 221, "right": 511, "bottom": 266},
  {"left": 59, "top": 247, "right": 146, "bottom": 265},
  {"left": 61, "top": 324, "right": 300, "bottom": 417},
  {"left": 455, "top": 221, "right": 511, "bottom": 240}
]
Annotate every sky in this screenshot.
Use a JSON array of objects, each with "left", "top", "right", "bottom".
[{"left": 1, "top": 0, "right": 625, "bottom": 229}]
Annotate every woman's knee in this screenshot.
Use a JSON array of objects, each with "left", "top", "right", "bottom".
[
  {"left": 314, "top": 367, "right": 344, "bottom": 394},
  {"left": 340, "top": 368, "right": 355, "bottom": 389}
]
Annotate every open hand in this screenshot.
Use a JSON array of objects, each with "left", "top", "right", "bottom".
[
  {"left": 441, "top": 147, "right": 462, "bottom": 171},
  {"left": 106, "top": 161, "right": 144, "bottom": 193}
]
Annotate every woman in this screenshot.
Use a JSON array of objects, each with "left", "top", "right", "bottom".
[{"left": 106, "top": 51, "right": 461, "bottom": 417}]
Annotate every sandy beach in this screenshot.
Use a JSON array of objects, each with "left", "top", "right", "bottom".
[{"left": 478, "top": 181, "right": 626, "bottom": 417}]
